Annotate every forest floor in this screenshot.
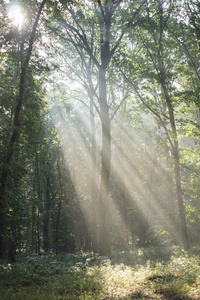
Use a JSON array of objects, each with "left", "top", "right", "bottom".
[{"left": 0, "top": 245, "right": 200, "bottom": 299}]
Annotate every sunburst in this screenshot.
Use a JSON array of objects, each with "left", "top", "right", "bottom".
[{"left": 8, "top": 4, "right": 24, "bottom": 29}]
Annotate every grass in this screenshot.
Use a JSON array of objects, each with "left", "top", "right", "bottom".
[{"left": 0, "top": 245, "right": 200, "bottom": 299}]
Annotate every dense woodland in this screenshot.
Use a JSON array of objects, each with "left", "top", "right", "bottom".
[{"left": 0, "top": 0, "right": 200, "bottom": 263}]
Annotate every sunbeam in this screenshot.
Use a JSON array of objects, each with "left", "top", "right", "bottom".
[
  {"left": 46, "top": 89, "right": 102, "bottom": 249},
  {"left": 46, "top": 80, "right": 182, "bottom": 251},
  {"left": 111, "top": 111, "right": 180, "bottom": 246}
]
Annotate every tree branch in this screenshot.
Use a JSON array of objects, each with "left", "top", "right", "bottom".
[{"left": 114, "top": 58, "right": 175, "bottom": 152}]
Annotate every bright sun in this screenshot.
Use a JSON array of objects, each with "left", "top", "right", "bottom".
[{"left": 8, "top": 5, "right": 24, "bottom": 29}]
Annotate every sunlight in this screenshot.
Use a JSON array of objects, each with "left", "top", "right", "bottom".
[
  {"left": 47, "top": 82, "right": 180, "bottom": 249},
  {"left": 46, "top": 69, "right": 182, "bottom": 251},
  {"left": 47, "top": 93, "right": 100, "bottom": 237},
  {"left": 8, "top": 4, "right": 24, "bottom": 29},
  {"left": 111, "top": 112, "right": 180, "bottom": 245}
]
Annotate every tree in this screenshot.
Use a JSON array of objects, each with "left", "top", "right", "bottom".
[
  {"left": 0, "top": 0, "right": 47, "bottom": 259},
  {"left": 49, "top": 0, "right": 147, "bottom": 255},
  {"left": 118, "top": 0, "right": 191, "bottom": 249}
]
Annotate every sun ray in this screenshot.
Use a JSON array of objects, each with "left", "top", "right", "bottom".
[
  {"left": 46, "top": 78, "right": 181, "bottom": 251},
  {"left": 111, "top": 112, "right": 180, "bottom": 246},
  {"left": 47, "top": 94, "right": 102, "bottom": 248}
]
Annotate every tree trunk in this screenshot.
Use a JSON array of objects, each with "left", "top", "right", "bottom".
[
  {"left": 174, "top": 141, "right": 190, "bottom": 249},
  {"left": 162, "top": 84, "right": 190, "bottom": 250},
  {"left": 98, "top": 66, "right": 111, "bottom": 256},
  {"left": 55, "top": 149, "right": 62, "bottom": 255},
  {"left": 0, "top": 195, "right": 5, "bottom": 258},
  {"left": 158, "top": 7, "right": 190, "bottom": 250},
  {"left": 44, "top": 176, "right": 50, "bottom": 252},
  {"left": 37, "top": 209, "right": 40, "bottom": 254},
  {"left": 9, "top": 228, "right": 16, "bottom": 263},
  {"left": 89, "top": 98, "right": 98, "bottom": 252},
  {"left": 31, "top": 205, "right": 36, "bottom": 252}
]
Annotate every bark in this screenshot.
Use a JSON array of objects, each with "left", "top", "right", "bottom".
[
  {"left": 37, "top": 210, "right": 40, "bottom": 254},
  {"left": 55, "top": 149, "right": 62, "bottom": 255},
  {"left": 163, "top": 86, "right": 190, "bottom": 249},
  {"left": 44, "top": 176, "right": 50, "bottom": 252},
  {"left": 174, "top": 146, "right": 190, "bottom": 249},
  {"left": 119, "top": 132, "right": 129, "bottom": 248},
  {"left": 89, "top": 98, "right": 98, "bottom": 252},
  {"left": 98, "top": 66, "right": 111, "bottom": 255},
  {"left": 35, "top": 151, "right": 41, "bottom": 254},
  {"left": 31, "top": 205, "right": 36, "bottom": 252},
  {"left": 96, "top": 0, "right": 147, "bottom": 254}
]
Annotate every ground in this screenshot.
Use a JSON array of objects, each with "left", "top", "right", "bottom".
[{"left": 0, "top": 245, "right": 200, "bottom": 299}]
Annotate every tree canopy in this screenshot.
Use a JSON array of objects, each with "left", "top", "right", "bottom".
[{"left": 0, "top": 0, "right": 200, "bottom": 261}]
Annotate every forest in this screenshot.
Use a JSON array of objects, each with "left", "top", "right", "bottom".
[{"left": 0, "top": 0, "right": 200, "bottom": 299}]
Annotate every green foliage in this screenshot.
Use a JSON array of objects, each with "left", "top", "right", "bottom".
[{"left": 1, "top": 246, "right": 200, "bottom": 299}]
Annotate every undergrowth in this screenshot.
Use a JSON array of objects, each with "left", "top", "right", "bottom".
[{"left": 0, "top": 245, "right": 200, "bottom": 299}]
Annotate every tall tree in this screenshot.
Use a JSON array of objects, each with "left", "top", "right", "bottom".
[
  {"left": 0, "top": 0, "right": 47, "bottom": 259},
  {"left": 50, "top": 0, "right": 147, "bottom": 255},
  {"left": 118, "top": 0, "right": 190, "bottom": 249}
]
